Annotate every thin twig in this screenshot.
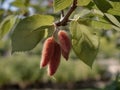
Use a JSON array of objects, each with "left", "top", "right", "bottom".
[
  {"left": 55, "top": 0, "right": 77, "bottom": 26},
  {"left": 61, "top": 10, "right": 65, "bottom": 17}
]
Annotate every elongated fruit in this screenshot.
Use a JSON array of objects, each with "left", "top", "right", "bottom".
[
  {"left": 48, "top": 42, "right": 61, "bottom": 76},
  {"left": 40, "top": 37, "right": 54, "bottom": 68},
  {"left": 58, "top": 30, "right": 71, "bottom": 60}
]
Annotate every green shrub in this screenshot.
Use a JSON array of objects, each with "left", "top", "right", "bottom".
[{"left": 0, "top": 54, "right": 100, "bottom": 85}]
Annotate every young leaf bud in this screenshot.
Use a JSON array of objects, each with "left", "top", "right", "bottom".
[
  {"left": 58, "top": 30, "right": 71, "bottom": 60},
  {"left": 48, "top": 42, "right": 61, "bottom": 76},
  {"left": 40, "top": 37, "right": 54, "bottom": 68}
]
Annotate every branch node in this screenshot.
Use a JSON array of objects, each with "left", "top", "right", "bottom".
[{"left": 55, "top": 0, "right": 77, "bottom": 27}]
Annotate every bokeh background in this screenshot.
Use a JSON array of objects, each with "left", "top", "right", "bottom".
[{"left": 0, "top": 0, "right": 120, "bottom": 90}]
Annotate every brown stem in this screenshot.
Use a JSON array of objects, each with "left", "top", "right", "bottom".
[
  {"left": 61, "top": 10, "right": 65, "bottom": 17},
  {"left": 55, "top": 0, "right": 77, "bottom": 26}
]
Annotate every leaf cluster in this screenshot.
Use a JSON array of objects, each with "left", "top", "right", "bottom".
[{"left": 0, "top": 0, "right": 120, "bottom": 67}]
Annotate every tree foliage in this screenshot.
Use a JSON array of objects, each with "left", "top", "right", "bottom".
[{"left": 0, "top": 0, "right": 120, "bottom": 68}]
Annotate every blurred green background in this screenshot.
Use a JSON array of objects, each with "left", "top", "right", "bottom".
[
  {"left": 0, "top": 0, "right": 120, "bottom": 90},
  {"left": 0, "top": 38, "right": 120, "bottom": 90}
]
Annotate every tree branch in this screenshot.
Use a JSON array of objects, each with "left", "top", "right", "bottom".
[{"left": 55, "top": 0, "right": 77, "bottom": 26}]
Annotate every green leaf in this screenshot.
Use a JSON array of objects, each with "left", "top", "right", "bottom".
[
  {"left": 77, "top": 0, "right": 91, "bottom": 6},
  {"left": 53, "top": 0, "right": 72, "bottom": 12},
  {"left": 73, "top": 9, "right": 93, "bottom": 26},
  {"left": 12, "top": 15, "right": 54, "bottom": 53},
  {"left": 108, "top": 9, "right": 120, "bottom": 16},
  {"left": 11, "top": 0, "right": 29, "bottom": 7},
  {"left": 11, "top": 1, "right": 25, "bottom": 8},
  {"left": 91, "top": 20, "right": 112, "bottom": 30},
  {"left": 74, "top": 9, "right": 91, "bottom": 20},
  {"left": 0, "top": 15, "right": 17, "bottom": 39},
  {"left": 33, "top": 25, "right": 54, "bottom": 38},
  {"left": 90, "top": 17, "right": 112, "bottom": 30},
  {"left": 73, "top": 9, "right": 112, "bottom": 30},
  {"left": 93, "top": 0, "right": 112, "bottom": 13},
  {"left": 112, "top": 25, "right": 120, "bottom": 31},
  {"left": 105, "top": 13, "right": 120, "bottom": 28},
  {"left": 108, "top": 1, "right": 120, "bottom": 16},
  {"left": 70, "top": 21, "right": 99, "bottom": 67}
]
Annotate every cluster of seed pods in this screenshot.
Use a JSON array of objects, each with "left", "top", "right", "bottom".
[{"left": 40, "top": 30, "right": 71, "bottom": 76}]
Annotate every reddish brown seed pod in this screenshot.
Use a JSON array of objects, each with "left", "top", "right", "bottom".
[
  {"left": 61, "top": 49, "right": 69, "bottom": 60},
  {"left": 40, "top": 37, "right": 54, "bottom": 68},
  {"left": 48, "top": 42, "right": 61, "bottom": 76},
  {"left": 58, "top": 30, "right": 71, "bottom": 60}
]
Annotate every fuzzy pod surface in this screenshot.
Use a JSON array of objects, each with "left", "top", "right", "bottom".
[
  {"left": 58, "top": 30, "right": 71, "bottom": 60},
  {"left": 40, "top": 37, "right": 55, "bottom": 68}
]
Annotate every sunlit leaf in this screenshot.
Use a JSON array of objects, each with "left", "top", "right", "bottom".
[
  {"left": 112, "top": 25, "right": 120, "bottom": 31},
  {"left": 74, "top": 9, "right": 91, "bottom": 20},
  {"left": 105, "top": 13, "right": 120, "bottom": 28},
  {"left": 91, "top": 17, "right": 112, "bottom": 30},
  {"left": 77, "top": 0, "right": 91, "bottom": 6},
  {"left": 12, "top": 15, "right": 54, "bottom": 53},
  {"left": 53, "top": 0, "right": 72, "bottom": 12},
  {"left": 73, "top": 9, "right": 112, "bottom": 30},
  {"left": 11, "top": 1, "right": 25, "bottom": 8},
  {"left": 108, "top": 1, "right": 120, "bottom": 16},
  {"left": 70, "top": 21, "right": 99, "bottom": 67},
  {"left": 0, "top": 15, "right": 17, "bottom": 39},
  {"left": 108, "top": 9, "right": 120, "bottom": 16}
]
